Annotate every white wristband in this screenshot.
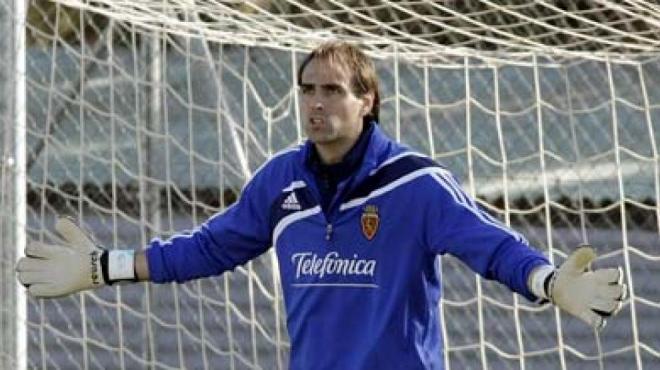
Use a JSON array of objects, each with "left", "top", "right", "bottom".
[
  {"left": 528, "top": 264, "right": 555, "bottom": 300},
  {"left": 108, "top": 250, "right": 136, "bottom": 282}
]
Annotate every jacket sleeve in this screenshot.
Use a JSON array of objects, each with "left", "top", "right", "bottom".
[
  {"left": 146, "top": 175, "right": 272, "bottom": 284},
  {"left": 424, "top": 170, "right": 550, "bottom": 301}
]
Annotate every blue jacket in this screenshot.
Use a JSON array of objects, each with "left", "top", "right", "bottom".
[{"left": 146, "top": 124, "right": 550, "bottom": 370}]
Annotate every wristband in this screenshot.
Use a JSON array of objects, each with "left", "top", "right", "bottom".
[
  {"left": 101, "top": 250, "right": 136, "bottom": 285},
  {"left": 529, "top": 264, "right": 555, "bottom": 301}
]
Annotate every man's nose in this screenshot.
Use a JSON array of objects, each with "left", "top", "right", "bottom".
[{"left": 313, "top": 99, "right": 323, "bottom": 111}]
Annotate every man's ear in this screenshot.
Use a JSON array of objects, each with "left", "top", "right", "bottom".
[{"left": 360, "top": 92, "right": 375, "bottom": 117}]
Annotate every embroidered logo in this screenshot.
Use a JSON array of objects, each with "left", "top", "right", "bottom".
[
  {"left": 361, "top": 204, "right": 379, "bottom": 241},
  {"left": 282, "top": 192, "right": 301, "bottom": 210},
  {"left": 291, "top": 252, "right": 376, "bottom": 279}
]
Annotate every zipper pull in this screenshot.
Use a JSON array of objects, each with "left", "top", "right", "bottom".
[{"left": 325, "top": 224, "right": 333, "bottom": 241}]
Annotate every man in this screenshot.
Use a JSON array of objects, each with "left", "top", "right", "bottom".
[{"left": 17, "top": 41, "right": 626, "bottom": 369}]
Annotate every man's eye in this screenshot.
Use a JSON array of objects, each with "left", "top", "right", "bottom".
[{"left": 300, "top": 86, "right": 313, "bottom": 94}]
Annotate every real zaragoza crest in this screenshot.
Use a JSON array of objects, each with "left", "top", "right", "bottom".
[{"left": 360, "top": 205, "right": 379, "bottom": 241}]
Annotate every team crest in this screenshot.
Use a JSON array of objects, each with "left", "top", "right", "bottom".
[{"left": 361, "top": 205, "right": 379, "bottom": 241}]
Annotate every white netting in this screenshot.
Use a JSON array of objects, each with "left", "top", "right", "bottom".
[
  {"left": 55, "top": 0, "right": 660, "bottom": 60},
  {"left": 1, "top": 1, "right": 659, "bottom": 369}
]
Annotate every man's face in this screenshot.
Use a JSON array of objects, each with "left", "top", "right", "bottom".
[{"left": 300, "top": 58, "right": 371, "bottom": 148}]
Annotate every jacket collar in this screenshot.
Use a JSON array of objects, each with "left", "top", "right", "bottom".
[
  {"left": 304, "top": 121, "right": 373, "bottom": 176},
  {"left": 301, "top": 121, "right": 392, "bottom": 185},
  {"left": 302, "top": 121, "right": 390, "bottom": 168}
]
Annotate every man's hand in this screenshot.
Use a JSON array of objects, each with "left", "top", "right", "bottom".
[
  {"left": 16, "top": 218, "right": 106, "bottom": 298},
  {"left": 549, "top": 246, "right": 627, "bottom": 330}
]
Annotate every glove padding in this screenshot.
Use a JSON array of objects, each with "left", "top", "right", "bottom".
[
  {"left": 549, "top": 246, "right": 627, "bottom": 330},
  {"left": 16, "top": 218, "right": 105, "bottom": 298}
]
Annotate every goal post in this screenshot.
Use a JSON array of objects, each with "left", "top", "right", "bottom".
[
  {"left": 3, "top": 1, "right": 660, "bottom": 369},
  {"left": 1, "top": 0, "right": 27, "bottom": 369}
]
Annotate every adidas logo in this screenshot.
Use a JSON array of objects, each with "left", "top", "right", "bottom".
[{"left": 282, "top": 192, "right": 301, "bottom": 210}]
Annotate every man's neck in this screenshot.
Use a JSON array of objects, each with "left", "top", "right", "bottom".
[
  {"left": 309, "top": 121, "right": 374, "bottom": 167},
  {"left": 314, "top": 137, "right": 359, "bottom": 165}
]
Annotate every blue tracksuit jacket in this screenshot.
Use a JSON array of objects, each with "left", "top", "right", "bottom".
[{"left": 146, "top": 124, "right": 550, "bottom": 369}]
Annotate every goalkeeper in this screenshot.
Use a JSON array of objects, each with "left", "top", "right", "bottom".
[{"left": 16, "top": 41, "right": 626, "bottom": 370}]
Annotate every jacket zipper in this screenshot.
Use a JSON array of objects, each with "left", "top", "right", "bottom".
[{"left": 325, "top": 223, "right": 333, "bottom": 241}]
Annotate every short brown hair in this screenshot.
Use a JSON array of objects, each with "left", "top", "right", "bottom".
[{"left": 297, "top": 41, "right": 380, "bottom": 124}]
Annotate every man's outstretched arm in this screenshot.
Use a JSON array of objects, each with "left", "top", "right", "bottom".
[
  {"left": 16, "top": 211, "right": 269, "bottom": 297},
  {"left": 424, "top": 170, "right": 626, "bottom": 330},
  {"left": 17, "top": 171, "right": 273, "bottom": 297}
]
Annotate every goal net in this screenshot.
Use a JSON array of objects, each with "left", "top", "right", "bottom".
[{"left": 2, "top": 1, "right": 659, "bottom": 369}]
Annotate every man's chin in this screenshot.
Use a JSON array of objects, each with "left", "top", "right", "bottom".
[{"left": 306, "top": 131, "right": 336, "bottom": 144}]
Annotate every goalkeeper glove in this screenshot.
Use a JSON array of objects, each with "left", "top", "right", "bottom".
[
  {"left": 15, "top": 217, "right": 136, "bottom": 298},
  {"left": 529, "top": 245, "right": 626, "bottom": 330}
]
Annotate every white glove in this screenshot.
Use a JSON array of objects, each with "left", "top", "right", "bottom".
[
  {"left": 16, "top": 218, "right": 106, "bottom": 298},
  {"left": 532, "top": 246, "right": 627, "bottom": 330}
]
